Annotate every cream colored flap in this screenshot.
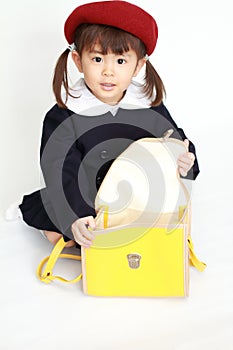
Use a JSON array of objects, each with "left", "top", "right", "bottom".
[{"left": 95, "top": 136, "right": 191, "bottom": 228}]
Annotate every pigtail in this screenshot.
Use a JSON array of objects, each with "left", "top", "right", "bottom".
[
  {"left": 52, "top": 49, "right": 70, "bottom": 109},
  {"left": 144, "top": 60, "right": 166, "bottom": 106}
]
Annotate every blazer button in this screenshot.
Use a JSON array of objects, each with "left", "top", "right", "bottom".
[
  {"left": 96, "top": 176, "right": 102, "bottom": 185},
  {"left": 100, "top": 150, "right": 109, "bottom": 159}
]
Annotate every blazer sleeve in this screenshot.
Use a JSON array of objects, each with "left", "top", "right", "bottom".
[
  {"left": 40, "top": 105, "right": 96, "bottom": 240},
  {"left": 151, "top": 103, "right": 200, "bottom": 180}
]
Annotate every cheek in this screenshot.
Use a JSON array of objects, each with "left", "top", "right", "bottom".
[
  {"left": 84, "top": 65, "right": 99, "bottom": 78},
  {"left": 82, "top": 67, "right": 94, "bottom": 82},
  {"left": 121, "top": 71, "right": 135, "bottom": 85},
  {"left": 120, "top": 66, "right": 135, "bottom": 78}
]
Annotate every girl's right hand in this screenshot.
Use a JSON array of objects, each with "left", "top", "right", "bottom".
[{"left": 71, "top": 216, "right": 96, "bottom": 248}]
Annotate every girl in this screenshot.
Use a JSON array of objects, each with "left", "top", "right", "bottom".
[{"left": 17, "top": 1, "right": 199, "bottom": 249}]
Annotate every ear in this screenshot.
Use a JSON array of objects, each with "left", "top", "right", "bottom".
[
  {"left": 133, "top": 58, "right": 146, "bottom": 77},
  {"left": 71, "top": 51, "right": 83, "bottom": 73}
]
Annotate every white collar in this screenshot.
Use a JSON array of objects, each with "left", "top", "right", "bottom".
[{"left": 64, "top": 78, "right": 151, "bottom": 116}]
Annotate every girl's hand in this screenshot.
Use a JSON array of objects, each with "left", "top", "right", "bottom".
[
  {"left": 71, "top": 216, "right": 96, "bottom": 248},
  {"left": 177, "top": 139, "right": 195, "bottom": 177}
]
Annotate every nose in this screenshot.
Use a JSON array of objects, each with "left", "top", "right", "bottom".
[{"left": 102, "top": 62, "right": 114, "bottom": 77}]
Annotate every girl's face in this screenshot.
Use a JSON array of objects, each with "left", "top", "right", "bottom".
[{"left": 72, "top": 44, "right": 145, "bottom": 105}]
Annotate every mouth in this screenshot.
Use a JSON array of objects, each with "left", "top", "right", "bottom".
[{"left": 100, "top": 83, "right": 116, "bottom": 91}]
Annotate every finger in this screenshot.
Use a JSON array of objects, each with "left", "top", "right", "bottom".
[
  {"left": 177, "top": 156, "right": 193, "bottom": 168},
  {"left": 179, "top": 152, "right": 195, "bottom": 164},
  {"left": 87, "top": 216, "right": 96, "bottom": 229},
  {"left": 183, "top": 139, "right": 189, "bottom": 151},
  {"left": 80, "top": 216, "right": 96, "bottom": 229},
  {"left": 72, "top": 228, "right": 94, "bottom": 247},
  {"left": 177, "top": 161, "right": 189, "bottom": 174},
  {"left": 178, "top": 165, "right": 189, "bottom": 176},
  {"left": 188, "top": 152, "right": 195, "bottom": 162},
  {"left": 74, "top": 231, "right": 93, "bottom": 248},
  {"left": 78, "top": 236, "right": 93, "bottom": 248},
  {"left": 81, "top": 237, "right": 93, "bottom": 249},
  {"left": 177, "top": 154, "right": 195, "bottom": 177},
  {"left": 75, "top": 234, "right": 94, "bottom": 246},
  {"left": 79, "top": 224, "right": 95, "bottom": 240},
  {"left": 179, "top": 167, "right": 188, "bottom": 177}
]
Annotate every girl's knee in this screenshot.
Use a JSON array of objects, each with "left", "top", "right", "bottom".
[
  {"left": 64, "top": 240, "right": 76, "bottom": 247},
  {"left": 44, "top": 231, "right": 62, "bottom": 245},
  {"left": 44, "top": 230, "right": 75, "bottom": 247}
]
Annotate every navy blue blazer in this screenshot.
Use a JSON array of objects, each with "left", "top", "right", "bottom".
[{"left": 20, "top": 103, "right": 200, "bottom": 240}]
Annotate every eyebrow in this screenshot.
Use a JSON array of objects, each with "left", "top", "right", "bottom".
[
  {"left": 90, "top": 50, "right": 131, "bottom": 57},
  {"left": 91, "top": 50, "right": 104, "bottom": 55}
]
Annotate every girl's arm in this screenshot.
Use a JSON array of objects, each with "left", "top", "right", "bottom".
[
  {"left": 177, "top": 139, "right": 196, "bottom": 177},
  {"left": 40, "top": 105, "right": 96, "bottom": 241},
  {"left": 151, "top": 103, "right": 200, "bottom": 180}
]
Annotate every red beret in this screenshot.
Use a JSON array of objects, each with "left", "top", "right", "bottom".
[{"left": 64, "top": 0, "right": 158, "bottom": 56}]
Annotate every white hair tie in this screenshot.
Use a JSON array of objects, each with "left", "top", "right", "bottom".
[{"left": 68, "top": 43, "right": 76, "bottom": 51}]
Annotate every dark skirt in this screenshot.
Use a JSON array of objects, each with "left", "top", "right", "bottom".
[{"left": 19, "top": 188, "right": 72, "bottom": 242}]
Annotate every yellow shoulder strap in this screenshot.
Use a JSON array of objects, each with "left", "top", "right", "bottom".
[
  {"left": 188, "top": 236, "right": 206, "bottom": 272},
  {"left": 36, "top": 237, "right": 82, "bottom": 284}
]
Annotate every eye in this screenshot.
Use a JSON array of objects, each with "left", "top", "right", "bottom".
[
  {"left": 92, "top": 57, "right": 103, "bottom": 63},
  {"left": 117, "top": 58, "right": 126, "bottom": 64}
]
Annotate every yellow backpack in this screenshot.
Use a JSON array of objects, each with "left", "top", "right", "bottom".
[{"left": 37, "top": 133, "right": 206, "bottom": 297}]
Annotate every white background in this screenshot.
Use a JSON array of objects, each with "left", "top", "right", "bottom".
[
  {"left": 1, "top": 0, "right": 233, "bottom": 216},
  {"left": 0, "top": 1, "right": 233, "bottom": 349}
]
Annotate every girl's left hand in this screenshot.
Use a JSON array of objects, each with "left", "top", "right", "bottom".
[{"left": 177, "top": 139, "right": 195, "bottom": 177}]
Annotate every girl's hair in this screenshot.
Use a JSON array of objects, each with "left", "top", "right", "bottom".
[{"left": 53, "top": 24, "right": 166, "bottom": 108}]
